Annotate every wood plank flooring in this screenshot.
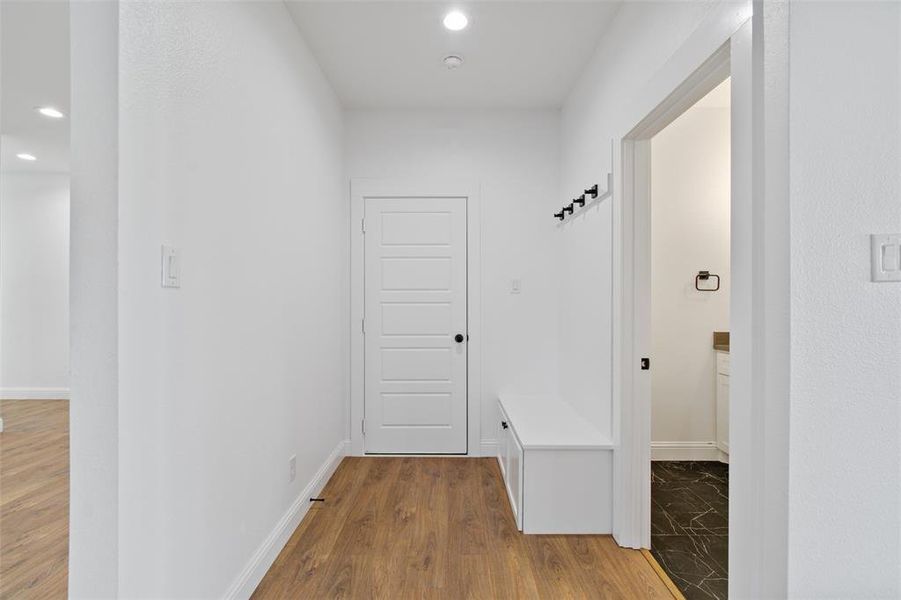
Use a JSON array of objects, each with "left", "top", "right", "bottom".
[
  {"left": 0, "top": 399, "right": 69, "bottom": 599},
  {"left": 0, "top": 405, "right": 674, "bottom": 599},
  {"left": 253, "top": 457, "right": 676, "bottom": 599}
]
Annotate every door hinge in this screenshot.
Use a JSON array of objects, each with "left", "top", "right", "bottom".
[
  {"left": 361, "top": 218, "right": 365, "bottom": 234},
  {"left": 361, "top": 318, "right": 365, "bottom": 334},
  {"left": 361, "top": 420, "right": 366, "bottom": 435}
]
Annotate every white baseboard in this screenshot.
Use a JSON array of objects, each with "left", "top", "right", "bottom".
[
  {"left": 224, "top": 439, "right": 348, "bottom": 600},
  {"left": 1, "top": 387, "right": 70, "bottom": 400},
  {"left": 651, "top": 441, "right": 722, "bottom": 461},
  {"left": 479, "top": 439, "right": 497, "bottom": 457},
  {"left": 716, "top": 441, "right": 730, "bottom": 464}
]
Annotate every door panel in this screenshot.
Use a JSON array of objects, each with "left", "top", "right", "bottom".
[
  {"left": 380, "top": 348, "right": 452, "bottom": 381},
  {"left": 364, "top": 196, "right": 467, "bottom": 454},
  {"left": 381, "top": 393, "right": 452, "bottom": 426},
  {"left": 381, "top": 257, "right": 452, "bottom": 290},
  {"left": 381, "top": 303, "right": 452, "bottom": 336},
  {"left": 381, "top": 212, "right": 452, "bottom": 245}
]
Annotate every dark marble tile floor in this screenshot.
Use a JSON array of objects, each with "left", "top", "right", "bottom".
[{"left": 651, "top": 461, "right": 729, "bottom": 600}]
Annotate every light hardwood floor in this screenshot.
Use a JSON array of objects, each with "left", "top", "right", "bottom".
[
  {"left": 253, "top": 457, "right": 677, "bottom": 599},
  {"left": 0, "top": 399, "right": 69, "bottom": 599},
  {"left": 0, "top": 405, "right": 675, "bottom": 599}
]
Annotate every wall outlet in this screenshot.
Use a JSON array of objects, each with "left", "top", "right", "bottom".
[{"left": 288, "top": 455, "right": 296, "bottom": 483}]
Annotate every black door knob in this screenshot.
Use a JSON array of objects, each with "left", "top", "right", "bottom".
[{"left": 454, "top": 334, "right": 465, "bottom": 343}]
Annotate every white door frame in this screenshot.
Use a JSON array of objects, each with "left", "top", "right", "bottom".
[
  {"left": 349, "top": 179, "right": 482, "bottom": 456},
  {"left": 618, "top": 40, "right": 732, "bottom": 550},
  {"left": 610, "top": 3, "right": 784, "bottom": 596}
]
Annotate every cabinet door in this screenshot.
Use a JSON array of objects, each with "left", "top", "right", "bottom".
[
  {"left": 716, "top": 374, "right": 730, "bottom": 454},
  {"left": 504, "top": 430, "right": 524, "bottom": 530}
]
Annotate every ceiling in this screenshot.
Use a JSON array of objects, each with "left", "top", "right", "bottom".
[
  {"left": 285, "top": 1, "right": 622, "bottom": 109},
  {"left": 1, "top": 1, "right": 70, "bottom": 173},
  {"left": 0, "top": 1, "right": 621, "bottom": 173}
]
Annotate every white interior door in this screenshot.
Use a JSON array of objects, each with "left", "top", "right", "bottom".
[{"left": 363, "top": 196, "right": 467, "bottom": 454}]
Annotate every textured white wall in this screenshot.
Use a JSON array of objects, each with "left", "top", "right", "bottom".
[
  {"left": 345, "top": 109, "right": 561, "bottom": 444},
  {"left": 559, "top": 0, "right": 720, "bottom": 436},
  {"left": 69, "top": 1, "right": 120, "bottom": 595},
  {"left": 788, "top": 1, "right": 901, "bottom": 595},
  {"left": 651, "top": 104, "right": 730, "bottom": 445},
  {"left": 557, "top": 0, "right": 761, "bottom": 589},
  {"left": 118, "top": 3, "right": 346, "bottom": 597},
  {"left": 0, "top": 173, "right": 69, "bottom": 396}
]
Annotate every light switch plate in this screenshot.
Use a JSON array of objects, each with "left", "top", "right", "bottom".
[
  {"left": 511, "top": 278, "right": 522, "bottom": 295},
  {"left": 871, "top": 234, "right": 901, "bottom": 282},
  {"left": 161, "top": 245, "right": 180, "bottom": 288}
]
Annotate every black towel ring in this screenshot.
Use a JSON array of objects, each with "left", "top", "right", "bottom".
[{"left": 695, "top": 271, "right": 720, "bottom": 292}]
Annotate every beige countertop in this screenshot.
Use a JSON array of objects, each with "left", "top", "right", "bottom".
[{"left": 713, "top": 331, "right": 730, "bottom": 353}]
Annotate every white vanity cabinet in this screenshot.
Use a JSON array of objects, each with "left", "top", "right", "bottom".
[
  {"left": 496, "top": 395, "right": 613, "bottom": 534},
  {"left": 715, "top": 351, "right": 730, "bottom": 458}
]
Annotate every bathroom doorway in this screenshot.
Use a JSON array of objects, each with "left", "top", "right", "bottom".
[{"left": 647, "top": 78, "right": 731, "bottom": 599}]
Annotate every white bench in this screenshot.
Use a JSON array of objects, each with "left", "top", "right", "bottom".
[{"left": 496, "top": 394, "right": 614, "bottom": 534}]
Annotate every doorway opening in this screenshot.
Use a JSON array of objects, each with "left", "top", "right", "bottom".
[
  {"left": 647, "top": 78, "right": 731, "bottom": 600},
  {"left": 614, "top": 30, "right": 746, "bottom": 597}
]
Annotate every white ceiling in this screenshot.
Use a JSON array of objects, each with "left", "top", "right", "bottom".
[
  {"left": 0, "top": 1, "right": 620, "bottom": 173},
  {"left": 1, "top": 1, "right": 70, "bottom": 173},
  {"left": 285, "top": 1, "right": 622, "bottom": 109}
]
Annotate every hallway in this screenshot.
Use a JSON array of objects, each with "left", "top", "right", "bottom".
[
  {"left": 0, "top": 400, "right": 69, "bottom": 598},
  {"left": 253, "top": 457, "right": 677, "bottom": 598},
  {"left": 5, "top": 1, "right": 894, "bottom": 596}
]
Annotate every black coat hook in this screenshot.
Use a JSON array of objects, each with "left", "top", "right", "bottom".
[
  {"left": 554, "top": 210, "right": 565, "bottom": 221},
  {"left": 564, "top": 203, "right": 574, "bottom": 215},
  {"left": 585, "top": 184, "right": 598, "bottom": 199},
  {"left": 574, "top": 195, "right": 586, "bottom": 207}
]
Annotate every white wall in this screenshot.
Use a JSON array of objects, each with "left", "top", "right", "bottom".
[
  {"left": 556, "top": 0, "right": 754, "bottom": 582},
  {"left": 651, "top": 102, "right": 730, "bottom": 446},
  {"left": 69, "top": 2, "right": 120, "bottom": 595},
  {"left": 345, "top": 110, "right": 560, "bottom": 447},
  {"left": 559, "top": 0, "right": 721, "bottom": 437},
  {"left": 0, "top": 172, "right": 69, "bottom": 397},
  {"left": 117, "top": 2, "right": 346, "bottom": 597},
  {"left": 788, "top": 1, "right": 901, "bottom": 595},
  {"left": 559, "top": 0, "right": 901, "bottom": 595}
]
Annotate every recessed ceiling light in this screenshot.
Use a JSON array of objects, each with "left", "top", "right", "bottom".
[
  {"left": 443, "top": 55, "right": 464, "bottom": 69},
  {"left": 16, "top": 153, "right": 37, "bottom": 161},
  {"left": 443, "top": 10, "right": 468, "bottom": 31},
  {"left": 36, "top": 106, "right": 65, "bottom": 119}
]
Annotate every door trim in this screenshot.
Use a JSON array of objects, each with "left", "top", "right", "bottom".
[
  {"left": 618, "top": 41, "right": 732, "bottom": 551},
  {"left": 612, "top": 5, "right": 787, "bottom": 597},
  {"left": 349, "top": 179, "right": 482, "bottom": 456}
]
